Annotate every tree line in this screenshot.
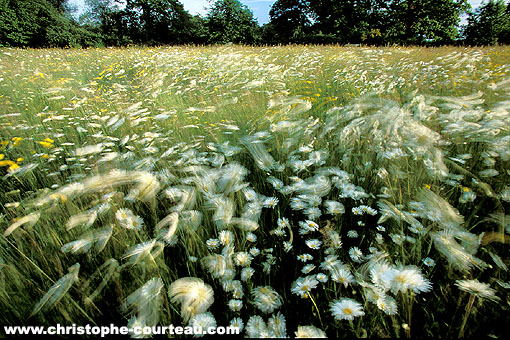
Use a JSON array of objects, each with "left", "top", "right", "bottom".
[{"left": 1, "top": 0, "right": 510, "bottom": 47}]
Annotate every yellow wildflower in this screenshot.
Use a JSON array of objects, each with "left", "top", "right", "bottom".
[
  {"left": 37, "top": 141, "right": 53, "bottom": 148},
  {"left": 8, "top": 163, "right": 19, "bottom": 171},
  {"left": 11, "top": 137, "right": 23, "bottom": 147},
  {"left": 0, "top": 160, "right": 15, "bottom": 167}
]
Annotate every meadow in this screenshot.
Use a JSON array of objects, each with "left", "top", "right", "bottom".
[{"left": 0, "top": 45, "right": 509, "bottom": 338}]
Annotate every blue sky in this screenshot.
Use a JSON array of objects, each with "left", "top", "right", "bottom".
[{"left": 69, "top": 0, "right": 484, "bottom": 25}]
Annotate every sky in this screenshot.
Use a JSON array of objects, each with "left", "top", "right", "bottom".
[{"left": 68, "top": 0, "right": 485, "bottom": 26}]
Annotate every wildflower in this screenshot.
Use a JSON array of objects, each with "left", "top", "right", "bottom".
[
  {"left": 267, "top": 177, "right": 284, "bottom": 190},
  {"left": 368, "top": 247, "right": 378, "bottom": 254},
  {"left": 252, "top": 286, "right": 282, "bottom": 313},
  {"left": 263, "top": 197, "right": 279, "bottom": 209},
  {"left": 246, "top": 232, "right": 257, "bottom": 242},
  {"left": 299, "top": 220, "right": 319, "bottom": 233},
  {"left": 291, "top": 276, "right": 319, "bottom": 298},
  {"left": 295, "top": 325, "right": 327, "bottom": 338},
  {"left": 241, "top": 267, "right": 255, "bottom": 281},
  {"left": 455, "top": 280, "right": 500, "bottom": 302},
  {"left": 422, "top": 257, "right": 435, "bottom": 267},
  {"left": 222, "top": 269, "right": 236, "bottom": 282},
  {"left": 243, "top": 187, "right": 258, "bottom": 201},
  {"left": 308, "top": 150, "right": 328, "bottom": 165},
  {"left": 330, "top": 298, "right": 365, "bottom": 321},
  {"left": 305, "top": 207, "right": 322, "bottom": 219},
  {"left": 230, "top": 317, "right": 244, "bottom": 333},
  {"left": 415, "top": 189, "right": 464, "bottom": 230},
  {"left": 352, "top": 207, "right": 363, "bottom": 215},
  {"left": 37, "top": 140, "right": 54, "bottom": 148},
  {"left": 277, "top": 217, "right": 290, "bottom": 229},
  {"left": 234, "top": 252, "right": 253, "bottom": 267},
  {"left": 283, "top": 241, "right": 293, "bottom": 252},
  {"left": 347, "top": 230, "right": 359, "bottom": 238},
  {"left": 302, "top": 264, "right": 315, "bottom": 274},
  {"left": 459, "top": 187, "right": 476, "bottom": 203},
  {"left": 383, "top": 266, "right": 432, "bottom": 294},
  {"left": 272, "top": 228, "right": 287, "bottom": 237},
  {"left": 290, "top": 197, "right": 307, "bottom": 210},
  {"left": 240, "top": 135, "right": 276, "bottom": 172},
  {"left": 367, "top": 207, "right": 378, "bottom": 216},
  {"left": 330, "top": 266, "right": 355, "bottom": 288},
  {"left": 228, "top": 299, "right": 243, "bottom": 312},
  {"left": 246, "top": 315, "right": 267, "bottom": 338},
  {"left": 325, "top": 200, "right": 345, "bottom": 214},
  {"left": 320, "top": 255, "right": 340, "bottom": 271},
  {"left": 201, "top": 254, "right": 226, "bottom": 278},
  {"left": 218, "top": 230, "right": 234, "bottom": 246},
  {"left": 188, "top": 312, "right": 216, "bottom": 337},
  {"left": 249, "top": 247, "right": 261, "bottom": 257},
  {"left": 391, "top": 233, "right": 405, "bottom": 245},
  {"left": 316, "top": 273, "right": 328, "bottom": 283},
  {"left": 206, "top": 238, "right": 220, "bottom": 251},
  {"left": 349, "top": 247, "right": 364, "bottom": 262},
  {"left": 297, "top": 253, "right": 313, "bottom": 262},
  {"left": 115, "top": 208, "right": 143, "bottom": 230},
  {"left": 305, "top": 239, "right": 322, "bottom": 250},
  {"left": 168, "top": 277, "right": 214, "bottom": 322},
  {"left": 376, "top": 295, "right": 398, "bottom": 315},
  {"left": 268, "top": 312, "right": 287, "bottom": 337},
  {"left": 265, "top": 253, "right": 276, "bottom": 264}
]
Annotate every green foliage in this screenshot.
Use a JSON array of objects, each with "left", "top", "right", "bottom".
[
  {"left": 206, "top": 0, "right": 260, "bottom": 44},
  {"left": 0, "top": 0, "right": 36, "bottom": 46},
  {"left": 464, "top": 0, "right": 510, "bottom": 45},
  {"left": 382, "top": 0, "right": 467, "bottom": 45},
  {"left": 0, "top": 0, "right": 102, "bottom": 48},
  {"left": 1, "top": 0, "right": 509, "bottom": 48},
  {"left": 124, "top": 0, "right": 195, "bottom": 45},
  {"left": 266, "top": 0, "right": 312, "bottom": 44}
]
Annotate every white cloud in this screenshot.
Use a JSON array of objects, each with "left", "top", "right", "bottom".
[{"left": 181, "top": 0, "right": 210, "bottom": 16}]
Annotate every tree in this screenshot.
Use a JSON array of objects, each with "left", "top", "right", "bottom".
[
  {"left": 307, "top": 0, "right": 386, "bottom": 44},
  {"left": 122, "top": 0, "right": 196, "bottom": 45},
  {"left": 0, "top": 0, "right": 36, "bottom": 46},
  {"left": 80, "top": 0, "right": 131, "bottom": 46},
  {"left": 206, "top": 0, "right": 260, "bottom": 44},
  {"left": 0, "top": 0, "right": 101, "bottom": 47},
  {"left": 463, "top": 0, "right": 510, "bottom": 45},
  {"left": 266, "top": 0, "right": 312, "bottom": 44},
  {"left": 384, "top": 0, "right": 469, "bottom": 45},
  {"left": 301, "top": 0, "right": 468, "bottom": 45}
]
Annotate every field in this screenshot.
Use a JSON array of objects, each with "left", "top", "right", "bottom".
[{"left": 0, "top": 45, "right": 509, "bottom": 338}]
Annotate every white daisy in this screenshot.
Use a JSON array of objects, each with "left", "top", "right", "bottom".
[{"left": 330, "top": 298, "right": 365, "bottom": 321}]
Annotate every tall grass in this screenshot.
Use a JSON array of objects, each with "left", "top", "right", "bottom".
[{"left": 0, "top": 45, "right": 509, "bottom": 338}]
